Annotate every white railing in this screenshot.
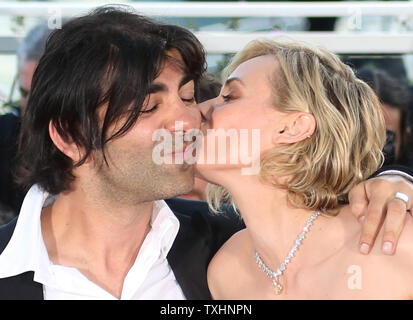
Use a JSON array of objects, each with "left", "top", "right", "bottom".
[
  {"left": 198, "top": 31, "right": 413, "bottom": 54},
  {"left": 0, "top": 1, "right": 412, "bottom": 18},
  {"left": 0, "top": 1, "right": 412, "bottom": 54}
]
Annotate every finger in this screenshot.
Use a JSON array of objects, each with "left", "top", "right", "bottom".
[
  {"left": 358, "top": 200, "right": 386, "bottom": 254},
  {"left": 348, "top": 182, "right": 369, "bottom": 223},
  {"left": 381, "top": 198, "right": 408, "bottom": 255}
]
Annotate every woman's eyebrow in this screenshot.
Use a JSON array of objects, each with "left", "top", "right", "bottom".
[{"left": 224, "top": 77, "right": 245, "bottom": 88}]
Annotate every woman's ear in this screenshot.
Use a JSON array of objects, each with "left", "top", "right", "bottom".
[
  {"left": 273, "top": 112, "right": 316, "bottom": 144},
  {"left": 48, "top": 120, "right": 84, "bottom": 163}
]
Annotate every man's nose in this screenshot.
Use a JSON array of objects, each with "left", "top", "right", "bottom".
[
  {"left": 165, "top": 97, "right": 201, "bottom": 133},
  {"left": 197, "top": 97, "right": 216, "bottom": 122}
]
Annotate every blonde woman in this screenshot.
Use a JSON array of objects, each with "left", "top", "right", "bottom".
[{"left": 197, "top": 40, "right": 413, "bottom": 299}]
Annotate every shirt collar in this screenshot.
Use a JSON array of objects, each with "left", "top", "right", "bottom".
[
  {"left": 0, "top": 185, "right": 180, "bottom": 279},
  {"left": 150, "top": 199, "right": 180, "bottom": 260}
]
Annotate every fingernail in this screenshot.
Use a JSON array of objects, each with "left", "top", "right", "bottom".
[
  {"left": 382, "top": 241, "right": 393, "bottom": 255},
  {"left": 358, "top": 216, "right": 365, "bottom": 224},
  {"left": 360, "top": 243, "right": 370, "bottom": 254}
]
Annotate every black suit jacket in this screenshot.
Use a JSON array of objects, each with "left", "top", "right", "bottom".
[
  {"left": 0, "top": 112, "right": 26, "bottom": 218},
  {"left": 0, "top": 198, "right": 244, "bottom": 300}
]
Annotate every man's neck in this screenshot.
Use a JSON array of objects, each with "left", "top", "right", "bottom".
[{"left": 40, "top": 187, "right": 154, "bottom": 298}]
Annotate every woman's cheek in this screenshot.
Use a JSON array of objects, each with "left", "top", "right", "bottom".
[{"left": 211, "top": 108, "right": 242, "bottom": 130}]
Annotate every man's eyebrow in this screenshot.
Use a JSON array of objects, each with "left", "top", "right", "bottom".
[
  {"left": 148, "top": 82, "right": 168, "bottom": 94},
  {"left": 147, "top": 75, "right": 194, "bottom": 94},
  {"left": 224, "top": 77, "right": 245, "bottom": 87}
]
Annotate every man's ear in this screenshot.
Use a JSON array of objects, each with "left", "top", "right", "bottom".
[
  {"left": 273, "top": 112, "right": 316, "bottom": 144},
  {"left": 48, "top": 120, "right": 83, "bottom": 163}
]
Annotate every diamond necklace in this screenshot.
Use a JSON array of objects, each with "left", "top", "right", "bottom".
[{"left": 254, "top": 210, "right": 321, "bottom": 295}]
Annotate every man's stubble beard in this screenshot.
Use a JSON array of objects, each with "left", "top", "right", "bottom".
[{"left": 93, "top": 147, "right": 195, "bottom": 205}]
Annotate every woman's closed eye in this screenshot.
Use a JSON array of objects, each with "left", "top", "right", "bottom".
[{"left": 222, "top": 93, "right": 233, "bottom": 102}]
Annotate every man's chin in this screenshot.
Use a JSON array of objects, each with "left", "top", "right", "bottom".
[{"left": 161, "top": 165, "right": 195, "bottom": 197}]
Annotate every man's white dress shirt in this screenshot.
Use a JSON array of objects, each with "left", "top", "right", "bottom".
[{"left": 0, "top": 185, "right": 186, "bottom": 300}]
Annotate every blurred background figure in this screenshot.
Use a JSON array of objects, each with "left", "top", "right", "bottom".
[
  {"left": 16, "top": 23, "right": 53, "bottom": 112},
  {"left": 197, "top": 73, "right": 222, "bottom": 106},
  {"left": 357, "top": 67, "right": 413, "bottom": 168},
  {"left": 0, "top": 22, "right": 53, "bottom": 224},
  {"left": 178, "top": 73, "right": 221, "bottom": 201}
]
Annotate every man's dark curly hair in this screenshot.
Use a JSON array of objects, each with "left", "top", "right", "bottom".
[{"left": 15, "top": 5, "right": 206, "bottom": 195}]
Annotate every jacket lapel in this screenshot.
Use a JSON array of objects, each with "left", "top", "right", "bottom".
[
  {"left": 167, "top": 209, "right": 212, "bottom": 300},
  {"left": 0, "top": 219, "right": 44, "bottom": 299},
  {"left": 0, "top": 272, "right": 43, "bottom": 300}
]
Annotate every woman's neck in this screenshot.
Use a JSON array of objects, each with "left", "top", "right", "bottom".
[{"left": 215, "top": 171, "right": 345, "bottom": 273}]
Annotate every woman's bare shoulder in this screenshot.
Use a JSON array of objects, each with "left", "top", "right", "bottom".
[
  {"left": 362, "top": 214, "right": 413, "bottom": 298},
  {"left": 207, "top": 229, "right": 253, "bottom": 299},
  {"left": 391, "top": 214, "right": 413, "bottom": 267}
]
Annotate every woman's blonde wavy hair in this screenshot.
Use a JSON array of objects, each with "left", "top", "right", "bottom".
[{"left": 207, "top": 39, "right": 386, "bottom": 214}]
